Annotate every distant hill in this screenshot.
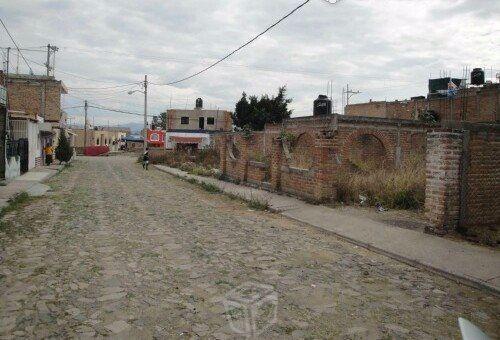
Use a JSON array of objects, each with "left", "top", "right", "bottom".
[{"left": 120, "top": 122, "right": 144, "bottom": 134}]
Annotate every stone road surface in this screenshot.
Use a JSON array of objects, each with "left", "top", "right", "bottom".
[{"left": 0, "top": 156, "right": 498, "bottom": 339}]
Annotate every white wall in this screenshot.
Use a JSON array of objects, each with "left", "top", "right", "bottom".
[
  {"left": 165, "top": 131, "right": 211, "bottom": 150},
  {"left": 5, "top": 156, "right": 20, "bottom": 180},
  {"left": 27, "top": 121, "right": 41, "bottom": 170}
]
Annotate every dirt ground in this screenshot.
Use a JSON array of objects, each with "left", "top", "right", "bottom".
[{"left": 0, "top": 156, "right": 498, "bottom": 339}]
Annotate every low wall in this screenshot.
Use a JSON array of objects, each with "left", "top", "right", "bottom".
[
  {"left": 217, "top": 116, "right": 499, "bottom": 238},
  {"left": 425, "top": 123, "right": 500, "bottom": 237}
]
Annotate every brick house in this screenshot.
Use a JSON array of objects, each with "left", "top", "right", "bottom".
[
  {"left": 164, "top": 98, "right": 232, "bottom": 150},
  {"left": 345, "top": 82, "right": 499, "bottom": 123},
  {"left": 0, "top": 71, "right": 68, "bottom": 171}
]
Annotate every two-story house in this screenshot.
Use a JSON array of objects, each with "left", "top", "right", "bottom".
[{"left": 165, "top": 98, "right": 232, "bottom": 149}]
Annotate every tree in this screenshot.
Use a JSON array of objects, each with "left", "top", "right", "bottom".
[
  {"left": 55, "top": 129, "right": 73, "bottom": 164},
  {"left": 153, "top": 111, "right": 168, "bottom": 130},
  {"left": 232, "top": 86, "right": 293, "bottom": 131}
]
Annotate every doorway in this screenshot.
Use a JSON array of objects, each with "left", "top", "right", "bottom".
[{"left": 199, "top": 117, "right": 205, "bottom": 130}]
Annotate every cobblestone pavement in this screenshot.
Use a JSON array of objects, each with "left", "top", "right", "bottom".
[{"left": 0, "top": 156, "right": 498, "bottom": 339}]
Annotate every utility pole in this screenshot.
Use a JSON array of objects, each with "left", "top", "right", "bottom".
[
  {"left": 143, "top": 74, "right": 148, "bottom": 153},
  {"left": 344, "top": 84, "right": 361, "bottom": 109},
  {"left": 45, "top": 44, "right": 58, "bottom": 76},
  {"left": 84, "top": 100, "right": 88, "bottom": 148},
  {"left": 5, "top": 47, "right": 10, "bottom": 74}
]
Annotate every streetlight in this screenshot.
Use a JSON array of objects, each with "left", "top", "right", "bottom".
[{"left": 128, "top": 75, "right": 148, "bottom": 153}]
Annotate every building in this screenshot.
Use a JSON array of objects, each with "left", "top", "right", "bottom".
[
  {"left": 0, "top": 83, "right": 8, "bottom": 179},
  {"left": 122, "top": 134, "right": 144, "bottom": 151},
  {"left": 0, "top": 71, "right": 69, "bottom": 171},
  {"left": 165, "top": 98, "right": 232, "bottom": 149},
  {"left": 345, "top": 81, "right": 499, "bottom": 123},
  {"left": 72, "top": 126, "right": 130, "bottom": 153}
]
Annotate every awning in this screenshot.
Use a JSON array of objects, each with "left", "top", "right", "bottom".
[{"left": 170, "top": 136, "right": 202, "bottom": 144}]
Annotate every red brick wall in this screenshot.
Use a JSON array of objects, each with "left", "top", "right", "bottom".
[
  {"left": 462, "top": 130, "right": 500, "bottom": 229},
  {"left": 346, "top": 85, "right": 499, "bottom": 123},
  {"left": 425, "top": 132, "right": 463, "bottom": 232}
]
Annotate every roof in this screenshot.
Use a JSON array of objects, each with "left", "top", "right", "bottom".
[
  {"left": 5, "top": 73, "right": 68, "bottom": 94},
  {"left": 122, "top": 134, "right": 143, "bottom": 142}
]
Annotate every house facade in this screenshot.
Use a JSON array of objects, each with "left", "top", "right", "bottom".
[
  {"left": 72, "top": 126, "right": 130, "bottom": 153},
  {"left": 164, "top": 98, "right": 232, "bottom": 149},
  {"left": 0, "top": 71, "right": 69, "bottom": 173}
]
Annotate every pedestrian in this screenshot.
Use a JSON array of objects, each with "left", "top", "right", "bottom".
[
  {"left": 44, "top": 142, "right": 54, "bottom": 166},
  {"left": 143, "top": 147, "right": 149, "bottom": 170}
]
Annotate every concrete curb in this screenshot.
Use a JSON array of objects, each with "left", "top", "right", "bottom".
[{"left": 154, "top": 164, "right": 499, "bottom": 297}]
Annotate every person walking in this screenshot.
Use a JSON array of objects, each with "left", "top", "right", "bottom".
[{"left": 142, "top": 147, "right": 149, "bottom": 170}]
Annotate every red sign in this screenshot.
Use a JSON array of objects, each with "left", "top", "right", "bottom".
[
  {"left": 147, "top": 129, "right": 165, "bottom": 147},
  {"left": 84, "top": 146, "right": 109, "bottom": 156}
]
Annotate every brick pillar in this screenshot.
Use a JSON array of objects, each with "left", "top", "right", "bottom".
[
  {"left": 219, "top": 135, "right": 227, "bottom": 175},
  {"left": 239, "top": 137, "right": 249, "bottom": 182},
  {"left": 425, "top": 132, "right": 463, "bottom": 234},
  {"left": 269, "top": 138, "right": 282, "bottom": 191},
  {"left": 313, "top": 138, "right": 336, "bottom": 202}
]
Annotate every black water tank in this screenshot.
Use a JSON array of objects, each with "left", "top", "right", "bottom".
[
  {"left": 195, "top": 98, "right": 203, "bottom": 109},
  {"left": 471, "top": 68, "right": 485, "bottom": 85},
  {"left": 313, "top": 95, "right": 332, "bottom": 116}
]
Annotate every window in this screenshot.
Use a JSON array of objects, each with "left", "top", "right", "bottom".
[
  {"left": 207, "top": 117, "right": 215, "bottom": 125},
  {"left": 181, "top": 117, "right": 189, "bottom": 125}
]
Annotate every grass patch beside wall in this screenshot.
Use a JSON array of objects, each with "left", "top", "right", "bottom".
[{"left": 336, "top": 154, "right": 426, "bottom": 210}]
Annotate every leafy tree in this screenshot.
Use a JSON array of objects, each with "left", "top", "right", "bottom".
[
  {"left": 232, "top": 86, "right": 293, "bottom": 131},
  {"left": 153, "top": 111, "right": 168, "bottom": 130},
  {"left": 55, "top": 129, "right": 73, "bottom": 164}
]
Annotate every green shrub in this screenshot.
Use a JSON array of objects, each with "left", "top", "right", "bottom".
[
  {"left": 247, "top": 198, "right": 269, "bottom": 211},
  {"left": 55, "top": 129, "right": 73, "bottom": 163},
  {"left": 199, "top": 182, "right": 222, "bottom": 193}
]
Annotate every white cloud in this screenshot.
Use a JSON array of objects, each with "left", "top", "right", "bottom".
[{"left": 1, "top": 0, "right": 498, "bottom": 125}]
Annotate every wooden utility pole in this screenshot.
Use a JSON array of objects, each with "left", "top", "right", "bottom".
[
  {"left": 143, "top": 75, "right": 148, "bottom": 153},
  {"left": 84, "top": 100, "right": 88, "bottom": 148}
]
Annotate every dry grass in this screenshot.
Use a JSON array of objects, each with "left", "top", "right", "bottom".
[{"left": 336, "top": 154, "right": 426, "bottom": 210}]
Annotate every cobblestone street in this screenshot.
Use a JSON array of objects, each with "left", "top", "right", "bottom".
[{"left": 0, "top": 156, "right": 498, "bottom": 339}]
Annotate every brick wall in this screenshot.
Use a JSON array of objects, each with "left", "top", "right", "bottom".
[
  {"left": 346, "top": 84, "right": 499, "bottom": 123},
  {"left": 461, "top": 129, "right": 500, "bottom": 230},
  {"left": 0, "top": 106, "right": 5, "bottom": 179},
  {"left": 5, "top": 78, "right": 64, "bottom": 122},
  {"left": 425, "top": 132, "right": 463, "bottom": 232},
  {"left": 425, "top": 125, "right": 500, "bottom": 235},
  {"left": 219, "top": 115, "right": 429, "bottom": 201}
]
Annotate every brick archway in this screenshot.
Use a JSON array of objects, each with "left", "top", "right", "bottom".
[{"left": 340, "top": 129, "right": 395, "bottom": 166}]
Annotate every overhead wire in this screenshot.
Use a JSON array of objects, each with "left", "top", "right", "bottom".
[
  {"left": 151, "top": 0, "right": 334, "bottom": 86},
  {"left": 0, "top": 18, "right": 34, "bottom": 74}
]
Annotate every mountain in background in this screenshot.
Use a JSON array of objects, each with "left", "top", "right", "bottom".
[{"left": 119, "top": 122, "right": 144, "bottom": 134}]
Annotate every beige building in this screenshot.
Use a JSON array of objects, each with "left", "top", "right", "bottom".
[
  {"left": 164, "top": 98, "right": 232, "bottom": 150},
  {"left": 166, "top": 99, "right": 232, "bottom": 132},
  {"left": 73, "top": 127, "right": 130, "bottom": 151}
]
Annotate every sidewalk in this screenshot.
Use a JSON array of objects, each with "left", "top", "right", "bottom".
[
  {"left": 0, "top": 164, "right": 65, "bottom": 209},
  {"left": 155, "top": 164, "right": 500, "bottom": 295}
]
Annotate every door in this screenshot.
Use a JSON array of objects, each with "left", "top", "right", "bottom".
[
  {"left": 199, "top": 117, "right": 205, "bottom": 130},
  {"left": 18, "top": 138, "right": 29, "bottom": 174}
]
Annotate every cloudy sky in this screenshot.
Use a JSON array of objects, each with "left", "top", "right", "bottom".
[{"left": 1, "top": 0, "right": 499, "bottom": 127}]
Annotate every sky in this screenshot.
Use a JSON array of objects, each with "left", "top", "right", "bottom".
[{"left": 1, "top": 0, "right": 499, "bottom": 127}]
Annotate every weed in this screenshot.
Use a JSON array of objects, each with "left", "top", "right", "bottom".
[
  {"left": 199, "top": 182, "right": 221, "bottom": 194},
  {"left": 247, "top": 197, "right": 269, "bottom": 211},
  {"left": 0, "top": 192, "right": 34, "bottom": 233},
  {"left": 186, "top": 178, "right": 198, "bottom": 185}
]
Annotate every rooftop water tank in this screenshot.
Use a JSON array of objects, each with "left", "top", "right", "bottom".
[
  {"left": 471, "top": 68, "right": 485, "bottom": 86},
  {"left": 313, "top": 95, "right": 332, "bottom": 116},
  {"left": 195, "top": 98, "right": 203, "bottom": 109}
]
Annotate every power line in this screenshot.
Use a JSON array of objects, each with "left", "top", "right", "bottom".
[
  {"left": 152, "top": 0, "right": 331, "bottom": 86},
  {"left": 87, "top": 104, "right": 142, "bottom": 117},
  {"left": 0, "top": 18, "right": 34, "bottom": 74}
]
